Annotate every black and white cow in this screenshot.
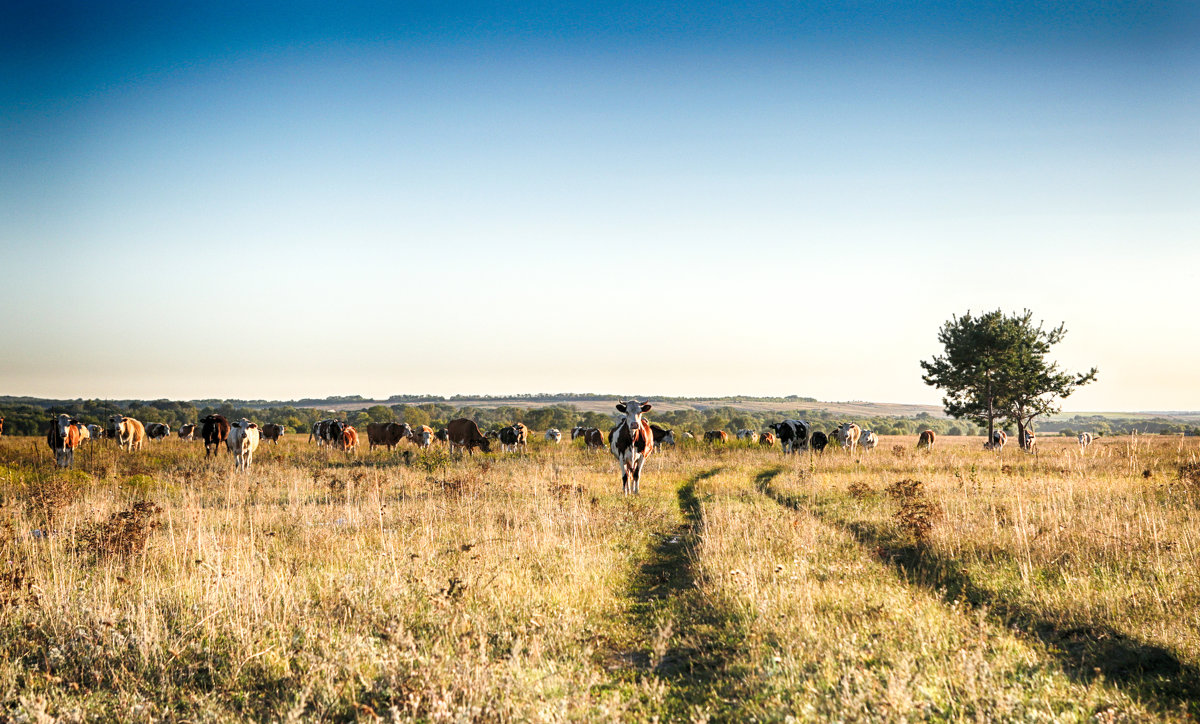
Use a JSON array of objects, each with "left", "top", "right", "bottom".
[
  {"left": 769, "top": 420, "right": 810, "bottom": 454},
  {"left": 651, "top": 424, "right": 675, "bottom": 448}
]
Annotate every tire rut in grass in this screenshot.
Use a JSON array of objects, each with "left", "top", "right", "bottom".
[
  {"left": 753, "top": 465, "right": 1200, "bottom": 717},
  {"left": 606, "top": 466, "right": 751, "bottom": 717}
]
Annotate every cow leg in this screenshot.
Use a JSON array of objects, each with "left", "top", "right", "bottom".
[{"left": 632, "top": 457, "right": 645, "bottom": 494}]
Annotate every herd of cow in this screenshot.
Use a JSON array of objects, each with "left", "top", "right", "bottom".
[{"left": 24, "top": 404, "right": 1100, "bottom": 494}]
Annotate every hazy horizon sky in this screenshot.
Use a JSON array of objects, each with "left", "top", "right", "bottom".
[{"left": 3, "top": 2, "right": 1198, "bottom": 410}]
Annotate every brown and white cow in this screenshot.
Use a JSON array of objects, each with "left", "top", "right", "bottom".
[
  {"left": 1021, "top": 430, "right": 1036, "bottom": 452},
  {"left": 917, "top": 429, "right": 936, "bottom": 450},
  {"left": 446, "top": 418, "right": 491, "bottom": 455},
  {"left": 0, "top": 417, "right": 4, "bottom": 436},
  {"left": 367, "top": 422, "right": 411, "bottom": 451},
  {"left": 108, "top": 415, "right": 146, "bottom": 452},
  {"left": 545, "top": 428, "right": 563, "bottom": 444},
  {"left": 200, "top": 414, "right": 230, "bottom": 457},
  {"left": 704, "top": 430, "right": 729, "bottom": 444},
  {"left": 759, "top": 432, "right": 776, "bottom": 447},
  {"left": 260, "top": 423, "right": 285, "bottom": 444},
  {"left": 837, "top": 423, "right": 861, "bottom": 454},
  {"left": 178, "top": 423, "right": 197, "bottom": 440},
  {"left": 145, "top": 422, "right": 171, "bottom": 441},
  {"left": 47, "top": 414, "right": 83, "bottom": 467},
  {"left": 411, "top": 425, "right": 435, "bottom": 449},
  {"left": 609, "top": 400, "right": 654, "bottom": 495},
  {"left": 227, "top": 418, "right": 261, "bottom": 471}
]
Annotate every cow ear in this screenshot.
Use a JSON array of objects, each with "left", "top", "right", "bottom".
[
  {"left": 615, "top": 403, "right": 627, "bottom": 412},
  {"left": 640, "top": 403, "right": 652, "bottom": 412}
]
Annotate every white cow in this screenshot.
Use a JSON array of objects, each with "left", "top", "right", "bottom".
[
  {"left": 736, "top": 429, "right": 758, "bottom": 443},
  {"left": 1078, "top": 432, "right": 1093, "bottom": 451},
  {"left": 545, "top": 428, "right": 562, "bottom": 444},
  {"left": 86, "top": 423, "right": 104, "bottom": 441},
  {"left": 860, "top": 429, "right": 878, "bottom": 452},
  {"left": 227, "top": 418, "right": 261, "bottom": 472}
]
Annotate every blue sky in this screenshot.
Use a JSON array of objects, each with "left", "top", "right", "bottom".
[{"left": 2, "top": 2, "right": 1198, "bottom": 409}]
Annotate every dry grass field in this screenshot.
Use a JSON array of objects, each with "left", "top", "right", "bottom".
[{"left": 0, "top": 432, "right": 1198, "bottom": 722}]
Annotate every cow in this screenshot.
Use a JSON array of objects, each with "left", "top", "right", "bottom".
[
  {"left": 145, "top": 422, "right": 171, "bottom": 441},
  {"left": 736, "top": 429, "right": 758, "bottom": 443},
  {"left": 810, "top": 431, "right": 828, "bottom": 452},
  {"left": 582, "top": 428, "right": 607, "bottom": 450},
  {"left": 681, "top": 432, "right": 695, "bottom": 441},
  {"left": 86, "top": 423, "right": 105, "bottom": 441},
  {"left": 545, "top": 428, "right": 563, "bottom": 444},
  {"left": 341, "top": 425, "right": 359, "bottom": 454},
  {"left": 200, "top": 414, "right": 230, "bottom": 457},
  {"left": 178, "top": 423, "right": 196, "bottom": 440},
  {"left": 498, "top": 424, "right": 528, "bottom": 453},
  {"left": 704, "top": 430, "right": 729, "bottom": 444},
  {"left": 257, "top": 423, "right": 284, "bottom": 444},
  {"left": 759, "top": 432, "right": 776, "bottom": 447},
  {"left": 446, "top": 418, "right": 491, "bottom": 455},
  {"left": 860, "top": 430, "right": 879, "bottom": 452},
  {"left": 917, "top": 429, "right": 936, "bottom": 450},
  {"left": 609, "top": 400, "right": 654, "bottom": 495},
  {"left": 1022, "top": 430, "right": 1036, "bottom": 452},
  {"left": 984, "top": 430, "right": 1008, "bottom": 451},
  {"left": 310, "top": 419, "right": 344, "bottom": 447},
  {"left": 837, "top": 423, "right": 862, "bottom": 454},
  {"left": 769, "top": 420, "right": 809, "bottom": 454},
  {"left": 366, "top": 422, "right": 411, "bottom": 451},
  {"left": 227, "top": 418, "right": 261, "bottom": 471},
  {"left": 75, "top": 422, "right": 91, "bottom": 443},
  {"left": 435, "top": 427, "right": 449, "bottom": 442},
  {"left": 0, "top": 417, "right": 4, "bottom": 436},
  {"left": 651, "top": 425, "right": 675, "bottom": 448},
  {"left": 570, "top": 426, "right": 587, "bottom": 441},
  {"left": 47, "top": 414, "right": 83, "bottom": 467},
  {"left": 1078, "top": 432, "right": 1093, "bottom": 451},
  {"left": 108, "top": 415, "right": 146, "bottom": 452},
  {"left": 411, "top": 425, "right": 435, "bottom": 448}
]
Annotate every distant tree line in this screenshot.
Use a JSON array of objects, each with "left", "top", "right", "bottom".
[{"left": 3, "top": 397, "right": 1193, "bottom": 439}]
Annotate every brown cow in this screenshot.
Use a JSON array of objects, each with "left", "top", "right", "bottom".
[
  {"left": 178, "top": 423, "right": 197, "bottom": 440},
  {"left": 917, "top": 429, "right": 936, "bottom": 450},
  {"left": 759, "top": 432, "right": 776, "bottom": 447},
  {"left": 47, "top": 414, "right": 83, "bottom": 467},
  {"left": 0, "top": 416, "right": 5, "bottom": 436},
  {"left": 108, "top": 415, "right": 146, "bottom": 452},
  {"left": 367, "top": 422, "right": 412, "bottom": 451},
  {"left": 341, "top": 426, "right": 359, "bottom": 453},
  {"left": 704, "top": 430, "right": 729, "bottom": 444},
  {"left": 446, "top": 418, "right": 491, "bottom": 455},
  {"left": 260, "top": 423, "right": 286, "bottom": 444},
  {"left": 200, "top": 414, "right": 230, "bottom": 457}
]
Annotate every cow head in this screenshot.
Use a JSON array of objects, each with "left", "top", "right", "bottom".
[
  {"left": 56, "top": 414, "right": 73, "bottom": 440},
  {"left": 616, "top": 400, "right": 651, "bottom": 433}
]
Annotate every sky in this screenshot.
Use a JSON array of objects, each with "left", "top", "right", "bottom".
[{"left": 2, "top": 1, "right": 1198, "bottom": 410}]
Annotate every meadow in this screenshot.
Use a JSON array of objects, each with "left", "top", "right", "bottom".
[{"left": 0, "top": 432, "right": 1197, "bottom": 722}]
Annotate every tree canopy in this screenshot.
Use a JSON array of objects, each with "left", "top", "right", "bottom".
[{"left": 921, "top": 309, "right": 1097, "bottom": 444}]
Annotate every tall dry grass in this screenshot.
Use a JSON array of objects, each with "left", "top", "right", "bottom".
[{"left": 0, "top": 432, "right": 1195, "bottom": 721}]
